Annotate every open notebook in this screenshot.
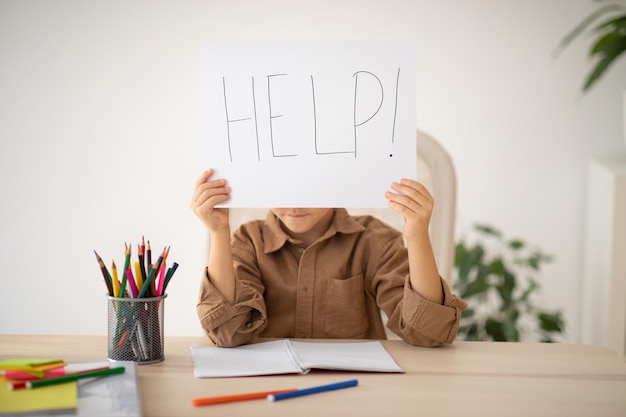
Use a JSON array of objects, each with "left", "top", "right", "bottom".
[{"left": 190, "top": 339, "right": 404, "bottom": 378}]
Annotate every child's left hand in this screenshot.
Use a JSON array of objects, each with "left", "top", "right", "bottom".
[{"left": 385, "top": 179, "right": 434, "bottom": 241}]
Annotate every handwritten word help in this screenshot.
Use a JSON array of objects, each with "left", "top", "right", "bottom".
[{"left": 219, "top": 68, "right": 403, "bottom": 163}]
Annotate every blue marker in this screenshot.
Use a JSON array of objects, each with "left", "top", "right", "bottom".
[{"left": 267, "top": 379, "right": 358, "bottom": 402}]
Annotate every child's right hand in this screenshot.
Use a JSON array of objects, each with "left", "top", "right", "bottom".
[{"left": 190, "top": 169, "right": 231, "bottom": 233}]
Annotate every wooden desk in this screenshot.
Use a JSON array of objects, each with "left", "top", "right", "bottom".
[{"left": 1, "top": 335, "right": 625, "bottom": 417}]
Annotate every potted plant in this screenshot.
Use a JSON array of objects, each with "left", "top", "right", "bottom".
[
  {"left": 555, "top": 1, "right": 626, "bottom": 93},
  {"left": 454, "top": 224, "right": 565, "bottom": 342}
]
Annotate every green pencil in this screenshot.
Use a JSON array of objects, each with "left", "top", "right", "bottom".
[
  {"left": 26, "top": 366, "right": 125, "bottom": 389},
  {"left": 137, "top": 264, "right": 158, "bottom": 298},
  {"left": 120, "top": 242, "right": 131, "bottom": 297}
]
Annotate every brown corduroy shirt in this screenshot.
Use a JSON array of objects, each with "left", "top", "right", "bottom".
[{"left": 197, "top": 208, "right": 467, "bottom": 347}]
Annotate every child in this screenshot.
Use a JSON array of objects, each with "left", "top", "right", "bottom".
[{"left": 191, "top": 169, "right": 467, "bottom": 347}]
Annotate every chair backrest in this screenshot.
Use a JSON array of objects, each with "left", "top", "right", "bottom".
[{"left": 227, "top": 129, "right": 457, "bottom": 280}]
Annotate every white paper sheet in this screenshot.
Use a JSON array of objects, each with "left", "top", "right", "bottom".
[{"left": 200, "top": 41, "right": 416, "bottom": 208}]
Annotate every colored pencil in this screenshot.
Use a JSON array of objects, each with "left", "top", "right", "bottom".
[
  {"left": 126, "top": 268, "right": 139, "bottom": 298},
  {"left": 95, "top": 238, "right": 176, "bottom": 298},
  {"left": 0, "top": 360, "right": 66, "bottom": 379},
  {"left": 193, "top": 388, "right": 298, "bottom": 407},
  {"left": 137, "top": 264, "right": 157, "bottom": 298},
  {"left": 137, "top": 244, "right": 146, "bottom": 289},
  {"left": 118, "top": 267, "right": 127, "bottom": 298},
  {"left": 157, "top": 262, "right": 166, "bottom": 297},
  {"left": 267, "top": 379, "right": 358, "bottom": 402},
  {"left": 119, "top": 242, "right": 131, "bottom": 297},
  {"left": 162, "top": 262, "right": 178, "bottom": 294},
  {"left": 94, "top": 251, "right": 113, "bottom": 296},
  {"left": 8, "top": 366, "right": 110, "bottom": 391},
  {"left": 156, "top": 246, "right": 171, "bottom": 295},
  {"left": 111, "top": 260, "right": 120, "bottom": 297},
  {"left": 147, "top": 246, "right": 166, "bottom": 297},
  {"left": 26, "top": 366, "right": 125, "bottom": 389},
  {"left": 146, "top": 240, "right": 152, "bottom": 271},
  {"left": 5, "top": 367, "right": 65, "bottom": 381},
  {"left": 134, "top": 257, "right": 144, "bottom": 290}
]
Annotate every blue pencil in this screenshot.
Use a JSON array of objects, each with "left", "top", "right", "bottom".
[{"left": 267, "top": 379, "right": 358, "bottom": 402}]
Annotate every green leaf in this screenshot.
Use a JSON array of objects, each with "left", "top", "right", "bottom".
[
  {"left": 590, "top": 30, "right": 625, "bottom": 57},
  {"left": 538, "top": 312, "right": 565, "bottom": 333},
  {"left": 461, "top": 271, "right": 490, "bottom": 298},
  {"left": 594, "top": 15, "right": 626, "bottom": 32},
  {"left": 475, "top": 224, "right": 501, "bottom": 238},
  {"left": 455, "top": 243, "right": 485, "bottom": 287},
  {"left": 496, "top": 270, "right": 516, "bottom": 306},
  {"left": 454, "top": 223, "right": 566, "bottom": 343},
  {"left": 523, "top": 251, "right": 553, "bottom": 271},
  {"left": 462, "top": 308, "right": 475, "bottom": 319},
  {"left": 454, "top": 243, "right": 469, "bottom": 286},
  {"left": 485, "top": 318, "right": 507, "bottom": 341},
  {"left": 487, "top": 258, "right": 506, "bottom": 275},
  {"left": 502, "top": 318, "right": 520, "bottom": 342},
  {"left": 554, "top": 4, "right": 625, "bottom": 57},
  {"left": 517, "top": 284, "right": 533, "bottom": 304},
  {"left": 583, "top": 36, "right": 626, "bottom": 91},
  {"left": 460, "top": 323, "right": 479, "bottom": 341}
]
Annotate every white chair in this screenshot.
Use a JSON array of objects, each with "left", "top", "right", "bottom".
[{"left": 228, "top": 129, "right": 458, "bottom": 281}]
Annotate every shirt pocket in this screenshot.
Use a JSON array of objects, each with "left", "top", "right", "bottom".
[{"left": 324, "top": 274, "right": 368, "bottom": 337}]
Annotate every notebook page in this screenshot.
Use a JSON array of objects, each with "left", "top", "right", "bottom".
[
  {"left": 290, "top": 341, "right": 404, "bottom": 373},
  {"left": 191, "top": 340, "right": 304, "bottom": 378}
]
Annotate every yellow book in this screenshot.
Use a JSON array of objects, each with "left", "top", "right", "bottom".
[{"left": 0, "top": 376, "right": 77, "bottom": 415}]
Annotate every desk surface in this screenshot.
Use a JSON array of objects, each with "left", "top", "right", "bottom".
[{"left": 1, "top": 335, "right": 625, "bottom": 417}]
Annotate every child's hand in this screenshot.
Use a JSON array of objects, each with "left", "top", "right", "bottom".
[
  {"left": 190, "top": 169, "right": 231, "bottom": 233},
  {"left": 385, "top": 179, "right": 433, "bottom": 241}
]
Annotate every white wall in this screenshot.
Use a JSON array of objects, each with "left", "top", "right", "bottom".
[{"left": 1, "top": 0, "right": 625, "bottom": 342}]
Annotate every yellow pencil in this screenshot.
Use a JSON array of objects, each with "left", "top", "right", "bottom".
[
  {"left": 134, "top": 261, "right": 144, "bottom": 290},
  {"left": 111, "top": 260, "right": 120, "bottom": 298}
]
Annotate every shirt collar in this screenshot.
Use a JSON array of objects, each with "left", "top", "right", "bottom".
[{"left": 262, "top": 208, "right": 366, "bottom": 254}]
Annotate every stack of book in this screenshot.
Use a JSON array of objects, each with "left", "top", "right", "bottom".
[{"left": 0, "top": 359, "right": 140, "bottom": 416}]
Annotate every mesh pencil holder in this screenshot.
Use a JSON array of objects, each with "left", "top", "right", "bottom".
[{"left": 107, "top": 294, "right": 166, "bottom": 364}]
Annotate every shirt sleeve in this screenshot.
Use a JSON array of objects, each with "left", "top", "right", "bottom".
[
  {"left": 196, "top": 266, "right": 267, "bottom": 347},
  {"left": 367, "top": 224, "right": 468, "bottom": 347},
  {"left": 395, "top": 276, "right": 468, "bottom": 346}
]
